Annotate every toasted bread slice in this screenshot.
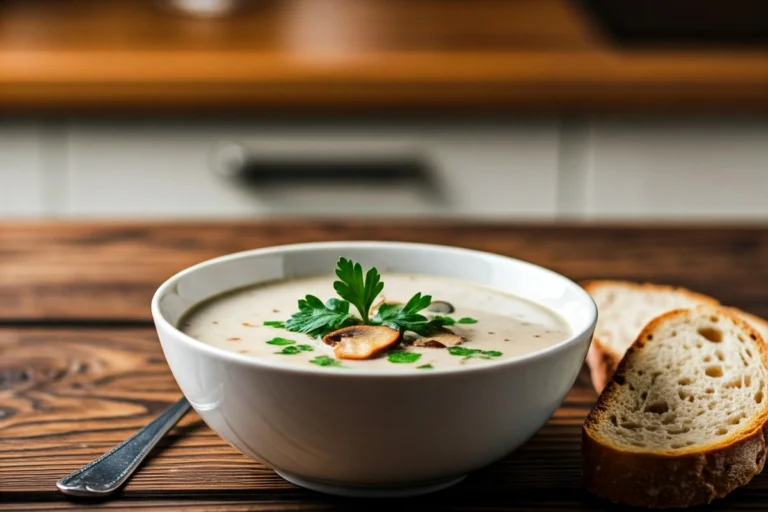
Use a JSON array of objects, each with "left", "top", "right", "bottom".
[
  {"left": 583, "top": 306, "right": 768, "bottom": 509},
  {"left": 584, "top": 281, "right": 719, "bottom": 393}
]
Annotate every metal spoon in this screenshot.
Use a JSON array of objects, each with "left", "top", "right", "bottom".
[{"left": 57, "top": 397, "right": 191, "bottom": 497}]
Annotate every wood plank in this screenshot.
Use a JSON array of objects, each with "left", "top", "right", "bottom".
[
  {"left": 0, "top": 0, "right": 766, "bottom": 112},
  {"left": 2, "top": 222, "right": 768, "bottom": 322},
  {"left": 3, "top": 327, "right": 766, "bottom": 510}
]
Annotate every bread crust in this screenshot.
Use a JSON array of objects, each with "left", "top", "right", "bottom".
[
  {"left": 582, "top": 280, "right": 719, "bottom": 395},
  {"left": 582, "top": 307, "right": 768, "bottom": 509},
  {"left": 585, "top": 336, "right": 619, "bottom": 397},
  {"left": 731, "top": 307, "right": 768, "bottom": 339}
]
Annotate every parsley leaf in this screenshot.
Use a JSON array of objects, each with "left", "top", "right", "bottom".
[
  {"left": 263, "top": 320, "right": 284, "bottom": 328},
  {"left": 371, "top": 292, "right": 443, "bottom": 334},
  {"left": 266, "top": 337, "right": 296, "bottom": 346},
  {"left": 283, "top": 295, "right": 358, "bottom": 338},
  {"left": 457, "top": 317, "right": 478, "bottom": 324},
  {"left": 333, "top": 257, "right": 384, "bottom": 322},
  {"left": 417, "top": 364, "right": 434, "bottom": 370},
  {"left": 447, "top": 346, "right": 478, "bottom": 357},
  {"left": 447, "top": 346, "right": 502, "bottom": 359},
  {"left": 276, "top": 346, "right": 302, "bottom": 355},
  {"left": 297, "top": 344, "right": 314, "bottom": 352},
  {"left": 387, "top": 351, "right": 422, "bottom": 364},
  {"left": 310, "top": 355, "right": 343, "bottom": 367},
  {"left": 431, "top": 315, "right": 455, "bottom": 326}
]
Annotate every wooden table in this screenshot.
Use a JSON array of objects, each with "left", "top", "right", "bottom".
[
  {"left": 2, "top": 221, "right": 768, "bottom": 510},
  {"left": 2, "top": 0, "right": 767, "bottom": 113}
]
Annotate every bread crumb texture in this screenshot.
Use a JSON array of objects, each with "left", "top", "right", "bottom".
[{"left": 591, "top": 308, "right": 766, "bottom": 451}]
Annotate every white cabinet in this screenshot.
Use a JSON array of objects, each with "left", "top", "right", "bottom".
[
  {"left": 0, "top": 122, "right": 44, "bottom": 217},
  {"left": 2, "top": 117, "right": 767, "bottom": 221},
  {"left": 65, "top": 121, "right": 560, "bottom": 219},
  {"left": 580, "top": 119, "right": 768, "bottom": 220}
]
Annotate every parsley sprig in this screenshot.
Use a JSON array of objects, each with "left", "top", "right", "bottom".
[
  {"left": 282, "top": 296, "right": 356, "bottom": 338},
  {"left": 371, "top": 292, "right": 432, "bottom": 333},
  {"left": 270, "top": 258, "right": 453, "bottom": 338},
  {"left": 333, "top": 257, "right": 384, "bottom": 322}
]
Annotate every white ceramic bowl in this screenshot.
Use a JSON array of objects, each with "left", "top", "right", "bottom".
[{"left": 152, "top": 241, "right": 596, "bottom": 497}]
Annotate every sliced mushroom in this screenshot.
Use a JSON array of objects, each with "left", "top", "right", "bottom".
[
  {"left": 427, "top": 301, "right": 454, "bottom": 314},
  {"left": 412, "top": 329, "right": 465, "bottom": 348},
  {"left": 323, "top": 325, "right": 401, "bottom": 360},
  {"left": 416, "top": 340, "right": 448, "bottom": 349}
]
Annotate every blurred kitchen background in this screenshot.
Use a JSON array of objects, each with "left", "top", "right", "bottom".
[{"left": 1, "top": 0, "right": 767, "bottom": 222}]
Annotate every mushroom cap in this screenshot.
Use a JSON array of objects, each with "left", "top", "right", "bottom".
[
  {"left": 323, "top": 325, "right": 401, "bottom": 360},
  {"left": 412, "top": 329, "right": 465, "bottom": 348},
  {"left": 426, "top": 300, "right": 455, "bottom": 314}
]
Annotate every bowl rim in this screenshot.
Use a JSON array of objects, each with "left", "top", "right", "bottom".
[{"left": 151, "top": 241, "right": 597, "bottom": 378}]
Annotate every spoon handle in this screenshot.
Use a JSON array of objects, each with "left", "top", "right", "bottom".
[{"left": 57, "top": 397, "right": 192, "bottom": 497}]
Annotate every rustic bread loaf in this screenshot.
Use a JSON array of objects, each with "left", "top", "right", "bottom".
[
  {"left": 583, "top": 306, "right": 768, "bottom": 508},
  {"left": 584, "top": 281, "right": 718, "bottom": 393}
]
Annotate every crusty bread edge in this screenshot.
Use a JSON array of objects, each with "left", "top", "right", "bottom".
[
  {"left": 582, "top": 280, "right": 720, "bottom": 395},
  {"left": 732, "top": 307, "right": 768, "bottom": 338},
  {"left": 582, "top": 306, "right": 768, "bottom": 508}
]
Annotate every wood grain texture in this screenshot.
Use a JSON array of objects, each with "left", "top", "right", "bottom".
[
  {"left": 0, "top": 329, "right": 591, "bottom": 500},
  {"left": 2, "top": 221, "right": 768, "bottom": 323},
  {"left": 1, "top": 0, "right": 767, "bottom": 112},
  {"left": 3, "top": 221, "right": 768, "bottom": 510},
  {"left": 1, "top": 329, "right": 767, "bottom": 510}
]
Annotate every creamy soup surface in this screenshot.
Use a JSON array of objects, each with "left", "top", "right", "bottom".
[{"left": 180, "top": 274, "right": 570, "bottom": 371}]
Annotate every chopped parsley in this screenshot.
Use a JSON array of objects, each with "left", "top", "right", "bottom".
[
  {"left": 266, "top": 337, "right": 297, "bottom": 346},
  {"left": 269, "top": 338, "right": 314, "bottom": 354},
  {"left": 417, "top": 364, "right": 434, "bottom": 370},
  {"left": 310, "top": 355, "right": 343, "bottom": 367},
  {"left": 447, "top": 346, "right": 502, "bottom": 360},
  {"left": 387, "top": 351, "right": 422, "bottom": 364},
  {"left": 457, "top": 317, "right": 478, "bottom": 324},
  {"left": 263, "top": 320, "right": 284, "bottom": 328},
  {"left": 275, "top": 346, "right": 302, "bottom": 355}
]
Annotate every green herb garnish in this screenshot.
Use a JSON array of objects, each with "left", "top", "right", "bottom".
[
  {"left": 447, "top": 346, "right": 502, "bottom": 360},
  {"left": 282, "top": 295, "right": 356, "bottom": 338},
  {"left": 276, "top": 346, "right": 302, "bottom": 355},
  {"left": 310, "top": 355, "right": 343, "bottom": 367},
  {"left": 297, "top": 344, "right": 314, "bottom": 352},
  {"left": 387, "top": 351, "right": 422, "bottom": 364},
  {"left": 457, "top": 317, "right": 478, "bottom": 324},
  {"left": 447, "top": 346, "right": 476, "bottom": 356},
  {"left": 263, "top": 320, "right": 284, "bottom": 328},
  {"left": 431, "top": 315, "right": 455, "bottom": 326},
  {"left": 417, "top": 364, "right": 434, "bottom": 370},
  {"left": 277, "top": 258, "right": 466, "bottom": 339},
  {"left": 266, "top": 337, "right": 296, "bottom": 346},
  {"left": 372, "top": 292, "right": 437, "bottom": 334},
  {"left": 333, "top": 257, "right": 384, "bottom": 323}
]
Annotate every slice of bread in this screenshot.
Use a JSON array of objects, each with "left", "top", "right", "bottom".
[
  {"left": 583, "top": 306, "right": 768, "bottom": 508},
  {"left": 584, "top": 281, "right": 719, "bottom": 394}
]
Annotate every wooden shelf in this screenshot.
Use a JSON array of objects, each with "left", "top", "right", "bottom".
[{"left": 1, "top": 0, "right": 767, "bottom": 113}]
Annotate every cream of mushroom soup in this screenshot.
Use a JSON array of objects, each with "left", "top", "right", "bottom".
[{"left": 180, "top": 260, "right": 570, "bottom": 371}]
